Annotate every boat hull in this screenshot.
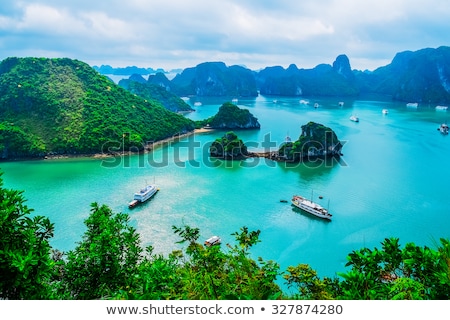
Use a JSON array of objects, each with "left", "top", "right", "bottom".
[
  {"left": 291, "top": 195, "right": 332, "bottom": 220},
  {"left": 129, "top": 185, "right": 159, "bottom": 208}
]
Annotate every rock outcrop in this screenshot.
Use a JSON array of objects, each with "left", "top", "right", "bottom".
[
  {"left": 207, "top": 102, "right": 260, "bottom": 129},
  {"left": 277, "top": 122, "right": 342, "bottom": 161},
  {"left": 209, "top": 131, "right": 249, "bottom": 159}
]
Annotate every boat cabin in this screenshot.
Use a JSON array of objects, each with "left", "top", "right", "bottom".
[{"left": 204, "top": 236, "right": 221, "bottom": 247}]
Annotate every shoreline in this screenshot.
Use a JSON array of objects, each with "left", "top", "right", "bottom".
[{"left": 1, "top": 128, "right": 217, "bottom": 162}]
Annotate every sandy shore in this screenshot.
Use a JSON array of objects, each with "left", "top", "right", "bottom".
[{"left": 42, "top": 128, "right": 216, "bottom": 161}]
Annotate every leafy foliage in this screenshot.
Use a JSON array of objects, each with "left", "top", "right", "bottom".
[
  {"left": 1, "top": 177, "right": 449, "bottom": 300},
  {"left": 119, "top": 75, "right": 194, "bottom": 112},
  {"left": 278, "top": 121, "right": 342, "bottom": 161},
  {"left": 60, "top": 203, "right": 143, "bottom": 299},
  {"left": 209, "top": 131, "right": 249, "bottom": 159},
  {"left": 0, "top": 172, "right": 54, "bottom": 299},
  {"left": 206, "top": 102, "right": 260, "bottom": 129}
]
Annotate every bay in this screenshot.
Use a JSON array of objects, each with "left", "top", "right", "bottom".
[{"left": 2, "top": 95, "right": 450, "bottom": 292}]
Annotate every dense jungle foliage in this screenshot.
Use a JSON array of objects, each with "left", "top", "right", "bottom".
[
  {"left": 1, "top": 173, "right": 449, "bottom": 300},
  {"left": 118, "top": 74, "right": 193, "bottom": 112},
  {"left": 0, "top": 57, "right": 195, "bottom": 159}
]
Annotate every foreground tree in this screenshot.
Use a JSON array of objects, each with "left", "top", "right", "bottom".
[
  {"left": 338, "top": 237, "right": 450, "bottom": 299},
  {"left": 0, "top": 173, "right": 54, "bottom": 299},
  {"left": 61, "top": 203, "right": 143, "bottom": 299}
]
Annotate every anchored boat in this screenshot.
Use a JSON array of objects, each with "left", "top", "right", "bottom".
[
  {"left": 291, "top": 194, "right": 332, "bottom": 220},
  {"left": 128, "top": 184, "right": 159, "bottom": 208}
]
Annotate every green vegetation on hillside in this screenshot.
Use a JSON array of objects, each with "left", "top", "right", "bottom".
[
  {"left": 1, "top": 173, "right": 449, "bottom": 300},
  {"left": 119, "top": 80, "right": 193, "bottom": 112},
  {"left": 209, "top": 131, "right": 249, "bottom": 159},
  {"left": 197, "top": 102, "right": 260, "bottom": 129},
  {"left": 0, "top": 57, "right": 195, "bottom": 159},
  {"left": 279, "top": 122, "right": 342, "bottom": 161}
]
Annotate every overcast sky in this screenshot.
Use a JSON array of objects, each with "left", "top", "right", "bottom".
[{"left": 1, "top": 0, "right": 449, "bottom": 71}]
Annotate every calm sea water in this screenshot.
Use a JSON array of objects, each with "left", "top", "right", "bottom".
[{"left": 2, "top": 95, "right": 450, "bottom": 291}]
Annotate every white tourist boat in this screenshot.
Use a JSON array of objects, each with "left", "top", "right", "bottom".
[
  {"left": 349, "top": 115, "right": 359, "bottom": 122},
  {"left": 406, "top": 102, "right": 418, "bottom": 108},
  {"left": 291, "top": 195, "right": 332, "bottom": 220},
  {"left": 438, "top": 123, "right": 449, "bottom": 135},
  {"left": 128, "top": 184, "right": 159, "bottom": 208},
  {"left": 204, "top": 235, "right": 221, "bottom": 247},
  {"left": 435, "top": 105, "right": 448, "bottom": 111},
  {"left": 382, "top": 109, "right": 389, "bottom": 114}
]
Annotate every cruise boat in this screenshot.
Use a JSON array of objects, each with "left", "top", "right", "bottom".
[
  {"left": 291, "top": 195, "right": 332, "bottom": 220},
  {"left": 128, "top": 184, "right": 159, "bottom": 208},
  {"left": 382, "top": 109, "right": 389, "bottom": 114},
  {"left": 204, "top": 236, "right": 221, "bottom": 247},
  {"left": 349, "top": 115, "right": 359, "bottom": 122},
  {"left": 436, "top": 105, "right": 448, "bottom": 111},
  {"left": 406, "top": 102, "right": 418, "bottom": 108},
  {"left": 438, "top": 123, "right": 449, "bottom": 135}
]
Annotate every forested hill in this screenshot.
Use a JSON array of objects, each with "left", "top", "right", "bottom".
[{"left": 0, "top": 57, "right": 195, "bottom": 159}]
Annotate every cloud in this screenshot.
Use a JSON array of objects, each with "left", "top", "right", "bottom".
[{"left": 1, "top": 0, "right": 450, "bottom": 71}]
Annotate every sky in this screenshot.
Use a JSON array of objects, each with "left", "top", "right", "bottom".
[{"left": 1, "top": 0, "right": 450, "bottom": 72}]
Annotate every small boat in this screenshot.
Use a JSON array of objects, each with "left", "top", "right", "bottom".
[
  {"left": 280, "top": 199, "right": 288, "bottom": 203},
  {"left": 314, "top": 103, "right": 319, "bottom": 108},
  {"left": 438, "top": 123, "right": 449, "bottom": 135},
  {"left": 232, "top": 98, "right": 238, "bottom": 104},
  {"left": 194, "top": 101, "right": 202, "bottom": 106},
  {"left": 299, "top": 99, "right": 309, "bottom": 105},
  {"left": 406, "top": 102, "right": 418, "bottom": 108},
  {"left": 204, "top": 236, "right": 221, "bottom": 247},
  {"left": 128, "top": 184, "right": 159, "bottom": 208},
  {"left": 338, "top": 101, "right": 344, "bottom": 107},
  {"left": 382, "top": 109, "right": 389, "bottom": 114},
  {"left": 436, "top": 105, "right": 448, "bottom": 111},
  {"left": 292, "top": 195, "right": 332, "bottom": 220},
  {"left": 349, "top": 115, "right": 359, "bottom": 122}
]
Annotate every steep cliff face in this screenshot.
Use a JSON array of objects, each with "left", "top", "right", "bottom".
[
  {"left": 171, "top": 62, "right": 258, "bottom": 97},
  {"left": 357, "top": 46, "right": 450, "bottom": 102},
  {"left": 278, "top": 122, "right": 342, "bottom": 161},
  {"left": 257, "top": 55, "right": 359, "bottom": 96},
  {"left": 207, "top": 102, "right": 260, "bottom": 129}
]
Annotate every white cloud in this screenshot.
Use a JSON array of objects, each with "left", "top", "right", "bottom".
[{"left": 1, "top": 0, "right": 450, "bottom": 71}]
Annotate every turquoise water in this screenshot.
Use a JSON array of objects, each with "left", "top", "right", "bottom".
[{"left": 2, "top": 95, "right": 450, "bottom": 291}]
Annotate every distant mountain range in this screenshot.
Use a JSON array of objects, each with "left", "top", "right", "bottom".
[{"left": 114, "top": 46, "right": 450, "bottom": 103}]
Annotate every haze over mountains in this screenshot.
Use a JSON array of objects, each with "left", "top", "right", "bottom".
[{"left": 111, "top": 46, "right": 450, "bottom": 103}]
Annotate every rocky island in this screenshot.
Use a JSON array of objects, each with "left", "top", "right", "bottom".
[
  {"left": 209, "top": 131, "right": 249, "bottom": 159},
  {"left": 274, "top": 122, "right": 343, "bottom": 161},
  {"left": 201, "top": 102, "right": 261, "bottom": 130},
  {"left": 209, "top": 121, "right": 343, "bottom": 162}
]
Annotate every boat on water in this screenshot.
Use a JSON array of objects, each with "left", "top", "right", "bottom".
[
  {"left": 299, "top": 99, "right": 309, "bottom": 105},
  {"left": 349, "top": 115, "right": 359, "bottom": 122},
  {"left": 204, "top": 236, "right": 221, "bottom": 247},
  {"left": 291, "top": 195, "right": 332, "bottom": 220},
  {"left": 128, "top": 184, "right": 159, "bottom": 208},
  {"left": 406, "top": 102, "right": 418, "bottom": 108},
  {"left": 436, "top": 105, "right": 448, "bottom": 111},
  {"left": 438, "top": 123, "right": 449, "bottom": 135},
  {"left": 382, "top": 109, "right": 389, "bottom": 114}
]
